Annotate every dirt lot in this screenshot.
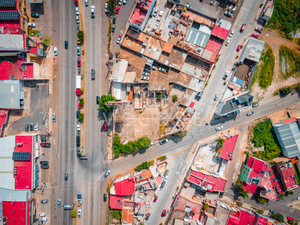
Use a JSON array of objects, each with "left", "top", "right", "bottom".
[{"left": 251, "top": 30, "right": 300, "bottom": 101}]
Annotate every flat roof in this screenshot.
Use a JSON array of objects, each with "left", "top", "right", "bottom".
[
  {"left": 0, "top": 109, "right": 8, "bottom": 134},
  {"left": 186, "top": 27, "right": 210, "bottom": 48},
  {"left": 3, "top": 201, "right": 30, "bottom": 225},
  {"left": 239, "top": 38, "right": 265, "bottom": 63},
  {"left": 158, "top": 46, "right": 188, "bottom": 71},
  {"left": 204, "top": 36, "right": 223, "bottom": 62},
  {"left": 212, "top": 26, "right": 229, "bottom": 40},
  {"left": 0, "top": 33, "right": 25, "bottom": 51},
  {"left": 0, "top": 80, "right": 23, "bottom": 109},
  {"left": 0, "top": 136, "right": 15, "bottom": 189},
  {"left": 219, "top": 135, "right": 238, "bottom": 160},
  {"left": 148, "top": 70, "right": 169, "bottom": 91},
  {"left": 0, "top": 60, "right": 34, "bottom": 80},
  {"left": 129, "top": 0, "right": 153, "bottom": 25},
  {"left": 111, "top": 59, "right": 128, "bottom": 82}
]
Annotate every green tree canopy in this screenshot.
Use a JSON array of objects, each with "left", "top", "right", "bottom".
[
  {"left": 71, "top": 210, "right": 77, "bottom": 218},
  {"left": 99, "top": 94, "right": 117, "bottom": 112},
  {"left": 77, "top": 30, "right": 84, "bottom": 40},
  {"left": 271, "top": 213, "right": 284, "bottom": 223}
]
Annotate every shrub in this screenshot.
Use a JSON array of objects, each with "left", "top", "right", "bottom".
[
  {"left": 164, "top": 169, "right": 169, "bottom": 176},
  {"left": 80, "top": 98, "right": 84, "bottom": 107},
  {"left": 80, "top": 88, "right": 84, "bottom": 94},
  {"left": 136, "top": 161, "right": 150, "bottom": 171},
  {"left": 271, "top": 213, "right": 284, "bottom": 223},
  {"left": 223, "top": 82, "right": 227, "bottom": 85},
  {"left": 78, "top": 113, "right": 84, "bottom": 122},
  {"left": 99, "top": 94, "right": 117, "bottom": 112},
  {"left": 175, "top": 130, "right": 187, "bottom": 138},
  {"left": 203, "top": 203, "right": 209, "bottom": 211},
  {"left": 217, "top": 138, "right": 224, "bottom": 146},
  {"left": 43, "top": 37, "right": 50, "bottom": 46},
  {"left": 236, "top": 201, "right": 243, "bottom": 207},
  {"left": 77, "top": 30, "right": 84, "bottom": 40},
  {"left": 157, "top": 155, "right": 167, "bottom": 161},
  {"left": 258, "top": 197, "right": 267, "bottom": 204},
  {"left": 149, "top": 160, "right": 154, "bottom": 166},
  {"left": 111, "top": 210, "right": 122, "bottom": 220},
  {"left": 107, "top": 0, "right": 116, "bottom": 12},
  {"left": 279, "top": 86, "right": 292, "bottom": 96},
  {"left": 288, "top": 190, "right": 294, "bottom": 195},
  {"left": 71, "top": 210, "right": 77, "bottom": 218},
  {"left": 157, "top": 93, "right": 162, "bottom": 100},
  {"left": 29, "top": 29, "right": 38, "bottom": 36},
  {"left": 278, "top": 193, "right": 285, "bottom": 200},
  {"left": 172, "top": 95, "right": 178, "bottom": 102}
]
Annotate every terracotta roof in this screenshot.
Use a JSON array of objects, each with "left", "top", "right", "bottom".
[
  {"left": 121, "top": 207, "right": 134, "bottom": 223},
  {"left": 135, "top": 170, "right": 153, "bottom": 182},
  {"left": 162, "top": 42, "right": 173, "bottom": 54}
]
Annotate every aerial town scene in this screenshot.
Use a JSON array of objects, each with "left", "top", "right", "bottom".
[{"left": 1, "top": 0, "right": 300, "bottom": 224}]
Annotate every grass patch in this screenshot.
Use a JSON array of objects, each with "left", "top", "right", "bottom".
[
  {"left": 293, "top": 164, "right": 300, "bottom": 184},
  {"left": 111, "top": 209, "right": 121, "bottom": 221},
  {"left": 267, "top": 0, "right": 300, "bottom": 40},
  {"left": 250, "top": 44, "right": 275, "bottom": 89},
  {"left": 279, "top": 46, "right": 300, "bottom": 79},
  {"left": 250, "top": 119, "right": 282, "bottom": 161},
  {"left": 28, "top": 29, "right": 38, "bottom": 36}
]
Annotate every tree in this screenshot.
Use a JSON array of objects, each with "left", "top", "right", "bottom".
[
  {"left": 172, "top": 95, "right": 178, "bottom": 102},
  {"left": 80, "top": 98, "right": 84, "bottom": 107},
  {"left": 271, "top": 213, "right": 284, "bottom": 223},
  {"left": 43, "top": 37, "right": 50, "bottom": 47},
  {"left": 107, "top": 0, "right": 116, "bottom": 12},
  {"left": 77, "top": 30, "right": 84, "bottom": 40},
  {"left": 279, "top": 86, "right": 292, "bottom": 96},
  {"left": 278, "top": 193, "right": 285, "bottom": 200},
  {"left": 203, "top": 203, "right": 209, "bottom": 211},
  {"left": 99, "top": 94, "right": 117, "bottom": 112},
  {"left": 217, "top": 138, "right": 225, "bottom": 146},
  {"left": 71, "top": 210, "right": 77, "bottom": 218},
  {"left": 236, "top": 201, "right": 243, "bottom": 207},
  {"left": 156, "top": 93, "right": 162, "bottom": 100},
  {"left": 79, "top": 113, "right": 84, "bottom": 122},
  {"left": 164, "top": 169, "right": 169, "bottom": 176},
  {"left": 288, "top": 190, "right": 294, "bottom": 195},
  {"left": 238, "top": 188, "right": 249, "bottom": 199},
  {"left": 257, "top": 197, "right": 267, "bottom": 204},
  {"left": 176, "top": 130, "right": 187, "bottom": 138}
]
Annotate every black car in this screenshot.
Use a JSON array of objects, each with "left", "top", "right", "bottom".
[
  {"left": 219, "top": 192, "right": 224, "bottom": 198},
  {"left": 76, "top": 111, "right": 80, "bottom": 118},
  {"left": 40, "top": 199, "right": 48, "bottom": 204},
  {"left": 65, "top": 40, "right": 68, "bottom": 49},
  {"left": 112, "top": 25, "right": 115, "bottom": 33},
  {"left": 96, "top": 96, "right": 100, "bottom": 104},
  {"left": 160, "top": 180, "right": 166, "bottom": 189},
  {"left": 91, "top": 69, "right": 95, "bottom": 80},
  {"left": 77, "top": 150, "right": 81, "bottom": 157},
  {"left": 246, "top": 111, "right": 254, "bottom": 116},
  {"left": 40, "top": 161, "right": 49, "bottom": 165},
  {"left": 65, "top": 173, "right": 68, "bottom": 181},
  {"left": 25, "top": 124, "right": 29, "bottom": 132},
  {"left": 30, "top": 123, "right": 34, "bottom": 131},
  {"left": 41, "top": 164, "right": 49, "bottom": 169},
  {"left": 76, "top": 136, "right": 80, "bottom": 147},
  {"left": 31, "top": 13, "right": 39, "bottom": 18},
  {"left": 103, "top": 193, "right": 107, "bottom": 202}
]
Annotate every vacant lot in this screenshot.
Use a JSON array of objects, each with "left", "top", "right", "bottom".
[{"left": 279, "top": 46, "right": 300, "bottom": 79}]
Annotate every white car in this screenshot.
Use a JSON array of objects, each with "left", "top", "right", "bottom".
[
  {"left": 123, "top": 0, "right": 127, "bottom": 4},
  {"left": 77, "top": 47, "right": 81, "bottom": 56},
  {"left": 297, "top": 197, "right": 300, "bottom": 200},
  {"left": 76, "top": 16, "right": 80, "bottom": 24},
  {"left": 38, "top": 213, "right": 46, "bottom": 217},
  {"left": 164, "top": 174, "right": 168, "bottom": 181},
  {"left": 34, "top": 123, "right": 38, "bottom": 131},
  {"left": 225, "top": 38, "right": 231, "bottom": 46},
  {"left": 77, "top": 122, "right": 81, "bottom": 131},
  {"left": 85, "top": 0, "right": 88, "bottom": 6},
  {"left": 118, "top": 0, "right": 122, "bottom": 5},
  {"left": 75, "top": 7, "right": 79, "bottom": 15},
  {"left": 152, "top": 7, "right": 158, "bottom": 17},
  {"left": 215, "top": 126, "right": 223, "bottom": 131},
  {"left": 28, "top": 23, "right": 35, "bottom": 28},
  {"left": 229, "top": 29, "right": 234, "bottom": 37},
  {"left": 78, "top": 209, "right": 81, "bottom": 217},
  {"left": 223, "top": 70, "right": 229, "bottom": 79},
  {"left": 53, "top": 47, "right": 58, "bottom": 56},
  {"left": 105, "top": 3, "right": 109, "bottom": 13},
  {"left": 91, "top": 5, "right": 95, "bottom": 18}
]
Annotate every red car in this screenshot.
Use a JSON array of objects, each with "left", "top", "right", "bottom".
[
  {"left": 115, "top": 6, "right": 120, "bottom": 14},
  {"left": 161, "top": 209, "right": 166, "bottom": 217},
  {"left": 240, "top": 23, "right": 246, "bottom": 32},
  {"left": 287, "top": 217, "right": 294, "bottom": 221},
  {"left": 236, "top": 45, "right": 242, "bottom": 51},
  {"left": 74, "top": 0, "right": 78, "bottom": 6},
  {"left": 78, "top": 100, "right": 82, "bottom": 109},
  {"left": 77, "top": 58, "right": 81, "bottom": 67},
  {"left": 153, "top": 196, "right": 158, "bottom": 202},
  {"left": 251, "top": 34, "right": 259, "bottom": 39},
  {"left": 40, "top": 143, "right": 51, "bottom": 147},
  {"left": 104, "top": 123, "right": 108, "bottom": 131}
]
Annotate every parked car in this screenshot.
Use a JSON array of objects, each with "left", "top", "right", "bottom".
[
  {"left": 65, "top": 40, "right": 68, "bottom": 49},
  {"left": 297, "top": 196, "right": 300, "bottom": 200},
  {"left": 96, "top": 96, "right": 100, "bottom": 104},
  {"left": 287, "top": 217, "right": 294, "bottom": 221},
  {"left": 246, "top": 111, "right": 254, "bottom": 116},
  {"left": 103, "top": 193, "right": 107, "bottom": 202},
  {"left": 40, "top": 143, "right": 51, "bottom": 147},
  {"left": 159, "top": 139, "right": 168, "bottom": 145},
  {"left": 113, "top": 15, "right": 116, "bottom": 24},
  {"left": 53, "top": 47, "right": 58, "bottom": 56},
  {"left": 30, "top": 123, "right": 33, "bottom": 131},
  {"left": 161, "top": 210, "right": 166, "bottom": 217},
  {"left": 236, "top": 44, "right": 242, "bottom": 51},
  {"left": 75, "top": 7, "right": 79, "bottom": 15},
  {"left": 145, "top": 213, "right": 151, "bottom": 220},
  {"left": 240, "top": 23, "right": 246, "bottom": 32},
  {"left": 215, "top": 126, "right": 223, "bottom": 131},
  {"left": 229, "top": 29, "right": 235, "bottom": 37},
  {"left": 225, "top": 38, "right": 231, "bottom": 46},
  {"left": 65, "top": 173, "right": 68, "bottom": 181},
  {"left": 152, "top": 7, "right": 158, "bottom": 17},
  {"left": 112, "top": 25, "right": 115, "bottom": 33},
  {"left": 25, "top": 124, "right": 29, "bottom": 132},
  {"left": 74, "top": 0, "right": 78, "bottom": 6},
  {"left": 31, "top": 13, "right": 39, "bottom": 18},
  {"left": 104, "top": 123, "right": 108, "bottom": 131},
  {"left": 27, "top": 23, "right": 35, "bottom": 28},
  {"left": 77, "top": 122, "right": 81, "bottom": 131},
  {"left": 104, "top": 170, "right": 111, "bottom": 178},
  {"left": 116, "top": 35, "right": 122, "bottom": 44},
  {"left": 105, "top": 3, "right": 109, "bottom": 13},
  {"left": 40, "top": 199, "right": 48, "bottom": 204},
  {"left": 77, "top": 37, "right": 81, "bottom": 44},
  {"left": 115, "top": 6, "right": 120, "bottom": 14},
  {"left": 255, "top": 26, "right": 263, "bottom": 33},
  {"left": 164, "top": 174, "right": 168, "bottom": 181},
  {"left": 76, "top": 136, "right": 80, "bottom": 147},
  {"left": 34, "top": 123, "right": 38, "bottom": 131},
  {"left": 252, "top": 102, "right": 260, "bottom": 108},
  {"left": 38, "top": 213, "right": 46, "bottom": 217},
  {"left": 57, "top": 199, "right": 61, "bottom": 207},
  {"left": 118, "top": 0, "right": 122, "bottom": 5},
  {"left": 153, "top": 196, "right": 158, "bottom": 202},
  {"left": 214, "top": 94, "right": 218, "bottom": 100},
  {"left": 40, "top": 161, "right": 49, "bottom": 165},
  {"left": 251, "top": 34, "right": 259, "bottom": 39},
  {"left": 91, "top": 69, "right": 95, "bottom": 80},
  {"left": 77, "top": 58, "right": 81, "bottom": 67},
  {"left": 85, "top": 0, "right": 88, "bottom": 6},
  {"left": 77, "top": 47, "right": 81, "bottom": 56},
  {"left": 143, "top": 72, "right": 150, "bottom": 76},
  {"left": 223, "top": 71, "right": 229, "bottom": 80},
  {"left": 270, "top": 210, "right": 276, "bottom": 214},
  {"left": 41, "top": 164, "right": 49, "bottom": 169},
  {"left": 123, "top": 0, "right": 127, "bottom": 4},
  {"left": 234, "top": 109, "right": 241, "bottom": 114},
  {"left": 76, "top": 111, "right": 80, "bottom": 118},
  {"left": 224, "top": 10, "right": 233, "bottom": 17},
  {"left": 158, "top": 67, "right": 167, "bottom": 72},
  {"left": 91, "top": 5, "right": 95, "bottom": 18},
  {"left": 78, "top": 100, "right": 82, "bottom": 109},
  {"left": 160, "top": 180, "right": 166, "bottom": 189},
  {"left": 52, "top": 114, "right": 56, "bottom": 122}
]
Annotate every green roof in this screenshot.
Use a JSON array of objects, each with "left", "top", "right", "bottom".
[{"left": 239, "top": 164, "right": 251, "bottom": 183}]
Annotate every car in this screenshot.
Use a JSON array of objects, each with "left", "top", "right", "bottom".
[
  {"left": 96, "top": 96, "right": 100, "bottom": 104},
  {"left": 210, "top": 0, "right": 215, "bottom": 4},
  {"left": 246, "top": 111, "right": 254, "bottom": 116},
  {"left": 115, "top": 6, "right": 120, "bottom": 14},
  {"left": 112, "top": 25, "right": 115, "bottom": 33},
  {"left": 77, "top": 37, "right": 81, "bottom": 44},
  {"left": 27, "top": 23, "right": 35, "bottom": 28},
  {"left": 158, "top": 67, "right": 167, "bottom": 72},
  {"left": 78, "top": 100, "right": 82, "bottom": 109},
  {"left": 91, "top": 69, "right": 95, "bottom": 80},
  {"left": 105, "top": 3, "right": 109, "bottom": 13},
  {"left": 168, "top": 21, "right": 172, "bottom": 28},
  {"left": 85, "top": 0, "right": 88, "bottom": 6},
  {"left": 65, "top": 173, "right": 68, "bottom": 181},
  {"left": 76, "top": 136, "right": 80, "bottom": 147},
  {"left": 270, "top": 209, "right": 276, "bottom": 214},
  {"left": 41, "top": 164, "right": 49, "bottom": 169},
  {"left": 77, "top": 47, "right": 81, "bottom": 56},
  {"left": 118, "top": 0, "right": 122, "bottom": 5},
  {"left": 234, "top": 109, "right": 241, "bottom": 114},
  {"left": 40, "top": 161, "right": 49, "bottom": 165},
  {"left": 116, "top": 35, "right": 122, "bottom": 44},
  {"left": 287, "top": 217, "right": 294, "bottom": 221},
  {"left": 160, "top": 180, "right": 166, "bottom": 189},
  {"left": 76, "top": 16, "right": 80, "bottom": 24},
  {"left": 215, "top": 126, "right": 223, "bottom": 131},
  {"left": 53, "top": 47, "right": 58, "bottom": 56},
  {"left": 229, "top": 29, "right": 235, "bottom": 37},
  {"left": 255, "top": 26, "right": 263, "bottom": 33},
  {"left": 225, "top": 38, "right": 231, "bottom": 46},
  {"left": 240, "top": 23, "right": 246, "bottom": 32},
  {"left": 152, "top": 7, "right": 158, "bottom": 17},
  {"left": 223, "top": 71, "right": 229, "bottom": 80},
  {"left": 38, "top": 213, "right": 46, "bottom": 217},
  {"left": 91, "top": 5, "right": 95, "bottom": 18},
  {"left": 113, "top": 15, "right": 116, "bottom": 24},
  {"left": 75, "top": 7, "right": 79, "bottom": 15},
  {"left": 103, "top": 193, "right": 107, "bottom": 202},
  {"left": 104, "top": 123, "right": 108, "bottom": 131},
  {"left": 164, "top": 174, "right": 168, "bottom": 180},
  {"left": 224, "top": 10, "right": 233, "bottom": 17},
  {"left": 57, "top": 199, "right": 61, "bottom": 207},
  {"left": 52, "top": 114, "right": 56, "bottom": 122},
  {"left": 153, "top": 196, "right": 158, "bottom": 202},
  {"left": 297, "top": 196, "right": 300, "bottom": 200},
  {"left": 104, "top": 170, "right": 111, "bottom": 178},
  {"left": 145, "top": 213, "right": 151, "bottom": 220},
  {"left": 161, "top": 210, "right": 166, "bottom": 217},
  {"left": 231, "top": 6, "right": 237, "bottom": 13},
  {"left": 159, "top": 139, "right": 168, "bottom": 145},
  {"left": 77, "top": 58, "right": 81, "bottom": 67},
  {"left": 123, "top": 0, "right": 127, "bottom": 4},
  {"left": 236, "top": 44, "right": 242, "bottom": 51},
  {"left": 25, "top": 124, "right": 29, "bottom": 132},
  {"left": 30, "top": 123, "right": 33, "bottom": 131},
  {"left": 40, "top": 143, "right": 51, "bottom": 147},
  {"left": 76, "top": 111, "right": 80, "bottom": 118},
  {"left": 143, "top": 72, "right": 150, "bottom": 76},
  {"left": 74, "top": 0, "right": 78, "bottom": 6},
  {"left": 77, "top": 122, "right": 81, "bottom": 131},
  {"left": 219, "top": 192, "right": 224, "bottom": 198},
  {"left": 251, "top": 34, "right": 259, "bottom": 39},
  {"left": 65, "top": 40, "right": 68, "bottom": 49},
  {"left": 31, "top": 13, "right": 39, "bottom": 18},
  {"left": 184, "top": 3, "right": 192, "bottom": 8},
  {"left": 40, "top": 199, "right": 48, "bottom": 204},
  {"left": 214, "top": 94, "right": 218, "bottom": 101},
  {"left": 34, "top": 123, "right": 38, "bottom": 131},
  {"left": 142, "top": 76, "right": 149, "bottom": 81},
  {"left": 252, "top": 102, "right": 260, "bottom": 108},
  {"left": 78, "top": 209, "right": 81, "bottom": 217}
]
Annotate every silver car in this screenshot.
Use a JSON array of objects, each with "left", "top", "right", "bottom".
[
  {"left": 215, "top": 126, "right": 223, "bottom": 131},
  {"left": 229, "top": 29, "right": 235, "bottom": 37},
  {"left": 75, "top": 7, "right": 79, "bottom": 15},
  {"left": 77, "top": 47, "right": 81, "bottom": 56},
  {"left": 34, "top": 123, "right": 38, "bottom": 131}
]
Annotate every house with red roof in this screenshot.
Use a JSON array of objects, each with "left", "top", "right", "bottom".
[
  {"left": 109, "top": 195, "right": 124, "bottom": 210},
  {"left": 115, "top": 178, "right": 135, "bottom": 196},
  {"left": 273, "top": 158, "right": 298, "bottom": 191},
  {"left": 227, "top": 209, "right": 256, "bottom": 225},
  {"left": 218, "top": 135, "right": 238, "bottom": 161},
  {"left": 187, "top": 166, "right": 227, "bottom": 193}
]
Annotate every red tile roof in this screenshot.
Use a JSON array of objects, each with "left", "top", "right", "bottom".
[
  {"left": 14, "top": 136, "right": 33, "bottom": 190},
  {"left": 205, "top": 36, "right": 223, "bottom": 62},
  {"left": 163, "top": 42, "right": 173, "bottom": 54},
  {"left": 283, "top": 117, "right": 297, "bottom": 124},
  {"left": 109, "top": 194, "right": 124, "bottom": 209},
  {"left": 204, "top": 174, "right": 227, "bottom": 192},
  {"left": 212, "top": 25, "right": 230, "bottom": 40},
  {"left": 219, "top": 135, "right": 238, "bottom": 160},
  {"left": 188, "top": 175, "right": 202, "bottom": 185},
  {"left": 3, "top": 201, "right": 30, "bottom": 225},
  {"left": 241, "top": 181, "right": 257, "bottom": 194},
  {"left": 121, "top": 207, "right": 134, "bottom": 224},
  {"left": 115, "top": 178, "right": 135, "bottom": 196}
]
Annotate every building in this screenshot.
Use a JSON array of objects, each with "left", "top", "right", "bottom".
[
  {"left": 0, "top": 187, "right": 35, "bottom": 225},
  {"left": 273, "top": 158, "right": 298, "bottom": 191},
  {"left": 227, "top": 209, "right": 256, "bottom": 225},
  {"left": 214, "top": 92, "right": 253, "bottom": 116},
  {"left": 115, "top": 178, "right": 135, "bottom": 196},
  {"left": 0, "top": 135, "right": 39, "bottom": 190},
  {"left": 259, "top": 0, "right": 275, "bottom": 22},
  {"left": 0, "top": 60, "right": 40, "bottom": 80},
  {"left": 109, "top": 195, "right": 124, "bottom": 210},
  {"left": 218, "top": 135, "right": 238, "bottom": 161},
  {"left": 273, "top": 117, "right": 300, "bottom": 158},
  {"left": 238, "top": 38, "right": 265, "bottom": 64},
  {"left": 0, "top": 80, "right": 24, "bottom": 109}
]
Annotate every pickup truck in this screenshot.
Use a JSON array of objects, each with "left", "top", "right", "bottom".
[{"left": 77, "top": 194, "right": 82, "bottom": 207}]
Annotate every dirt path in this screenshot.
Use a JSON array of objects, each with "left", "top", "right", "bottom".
[{"left": 251, "top": 30, "right": 300, "bottom": 101}]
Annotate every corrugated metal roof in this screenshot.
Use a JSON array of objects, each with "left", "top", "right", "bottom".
[
  {"left": 0, "top": 11, "right": 19, "bottom": 20},
  {"left": 0, "top": 0, "right": 16, "bottom": 7},
  {"left": 0, "top": 34, "right": 24, "bottom": 51},
  {"left": 0, "top": 187, "right": 30, "bottom": 202},
  {"left": 186, "top": 28, "right": 210, "bottom": 48},
  {"left": 0, "top": 80, "right": 23, "bottom": 109}
]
